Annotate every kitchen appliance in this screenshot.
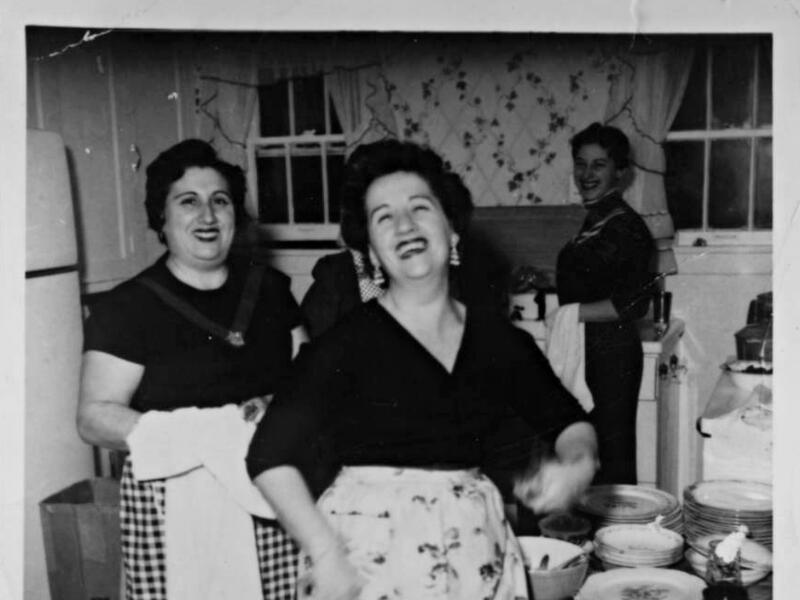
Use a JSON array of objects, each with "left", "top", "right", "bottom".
[
  {"left": 734, "top": 292, "right": 772, "bottom": 361},
  {"left": 25, "top": 129, "right": 94, "bottom": 599}
]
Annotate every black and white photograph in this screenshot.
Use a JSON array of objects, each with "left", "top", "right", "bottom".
[{"left": 3, "top": 2, "right": 799, "bottom": 600}]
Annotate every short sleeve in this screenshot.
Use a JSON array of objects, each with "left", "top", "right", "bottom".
[{"left": 83, "top": 286, "right": 148, "bottom": 364}]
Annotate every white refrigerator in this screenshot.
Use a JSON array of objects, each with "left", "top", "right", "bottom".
[{"left": 25, "top": 129, "right": 94, "bottom": 600}]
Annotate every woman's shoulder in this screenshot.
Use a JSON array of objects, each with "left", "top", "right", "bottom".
[{"left": 467, "top": 306, "right": 541, "bottom": 357}]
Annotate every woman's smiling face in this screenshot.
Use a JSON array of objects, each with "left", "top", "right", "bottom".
[
  {"left": 365, "top": 171, "right": 456, "bottom": 286},
  {"left": 573, "top": 143, "right": 623, "bottom": 203},
  {"left": 161, "top": 166, "right": 236, "bottom": 272}
]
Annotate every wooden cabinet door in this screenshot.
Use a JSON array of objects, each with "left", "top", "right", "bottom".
[{"left": 110, "top": 32, "right": 182, "bottom": 274}]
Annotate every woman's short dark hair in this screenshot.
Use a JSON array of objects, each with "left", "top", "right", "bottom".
[
  {"left": 570, "top": 122, "right": 631, "bottom": 170},
  {"left": 339, "top": 140, "right": 473, "bottom": 256},
  {"left": 145, "top": 139, "right": 247, "bottom": 240}
]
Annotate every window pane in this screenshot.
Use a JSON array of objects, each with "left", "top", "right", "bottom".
[
  {"left": 671, "top": 48, "right": 707, "bottom": 131},
  {"left": 294, "top": 76, "right": 325, "bottom": 135},
  {"left": 757, "top": 36, "right": 772, "bottom": 127},
  {"left": 258, "top": 81, "right": 290, "bottom": 136},
  {"left": 291, "top": 152, "right": 324, "bottom": 223},
  {"left": 664, "top": 141, "right": 704, "bottom": 229},
  {"left": 256, "top": 155, "right": 288, "bottom": 223},
  {"left": 708, "top": 139, "right": 750, "bottom": 228},
  {"left": 327, "top": 152, "right": 345, "bottom": 223},
  {"left": 711, "top": 40, "right": 755, "bottom": 129},
  {"left": 754, "top": 138, "right": 772, "bottom": 228}
]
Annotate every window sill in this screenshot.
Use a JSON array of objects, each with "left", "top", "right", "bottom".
[
  {"left": 257, "top": 224, "right": 341, "bottom": 242},
  {"left": 675, "top": 230, "right": 772, "bottom": 247}
]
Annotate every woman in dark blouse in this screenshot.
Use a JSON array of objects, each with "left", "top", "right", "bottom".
[
  {"left": 556, "top": 123, "right": 656, "bottom": 485},
  {"left": 247, "top": 140, "right": 598, "bottom": 600},
  {"left": 77, "top": 140, "right": 306, "bottom": 600}
]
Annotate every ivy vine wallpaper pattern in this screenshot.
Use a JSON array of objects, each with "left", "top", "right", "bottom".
[{"left": 378, "top": 36, "right": 626, "bottom": 208}]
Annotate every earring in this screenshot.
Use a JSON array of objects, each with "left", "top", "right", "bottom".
[
  {"left": 449, "top": 238, "right": 460, "bottom": 267},
  {"left": 371, "top": 258, "right": 385, "bottom": 287}
]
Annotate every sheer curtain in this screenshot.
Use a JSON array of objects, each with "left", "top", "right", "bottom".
[
  {"left": 604, "top": 43, "right": 694, "bottom": 275},
  {"left": 327, "top": 64, "right": 397, "bottom": 155}
]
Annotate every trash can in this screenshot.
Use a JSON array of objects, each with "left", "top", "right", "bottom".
[{"left": 39, "top": 478, "right": 121, "bottom": 600}]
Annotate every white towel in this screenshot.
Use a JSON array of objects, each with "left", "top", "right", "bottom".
[
  {"left": 545, "top": 303, "right": 594, "bottom": 413},
  {"left": 127, "top": 405, "right": 275, "bottom": 600}
]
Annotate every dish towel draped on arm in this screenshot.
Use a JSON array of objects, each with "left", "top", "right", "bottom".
[
  {"left": 126, "top": 404, "right": 276, "bottom": 600},
  {"left": 545, "top": 303, "right": 594, "bottom": 413}
]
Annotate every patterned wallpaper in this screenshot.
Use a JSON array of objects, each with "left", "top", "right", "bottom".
[{"left": 379, "top": 36, "right": 626, "bottom": 207}]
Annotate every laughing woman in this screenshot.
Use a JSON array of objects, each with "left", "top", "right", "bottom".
[
  {"left": 77, "top": 140, "right": 306, "bottom": 600},
  {"left": 556, "top": 123, "right": 656, "bottom": 485},
  {"left": 247, "top": 140, "right": 598, "bottom": 600}
]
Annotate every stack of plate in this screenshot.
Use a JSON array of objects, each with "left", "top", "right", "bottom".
[
  {"left": 575, "top": 485, "right": 683, "bottom": 533},
  {"left": 594, "top": 523, "right": 685, "bottom": 568},
  {"left": 683, "top": 480, "right": 772, "bottom": 548}
]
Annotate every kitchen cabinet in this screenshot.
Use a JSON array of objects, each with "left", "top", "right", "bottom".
[{"left": 28, "top": 29, "right": 180, "bottom": 293}]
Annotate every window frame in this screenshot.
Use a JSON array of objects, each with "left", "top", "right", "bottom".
[
  {"left": 246, "top": 74, "right": 346, "bottom": 242},
  {"left": 665, "top": 36, "right": 772, "bottom": 247}
]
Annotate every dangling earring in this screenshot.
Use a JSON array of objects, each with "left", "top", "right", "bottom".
[
  {"left": 449, "top": 237, "right": 460, "bottom": 267},
  {"left": 371, "top": 257, "right": 385, "bottom": 287}
]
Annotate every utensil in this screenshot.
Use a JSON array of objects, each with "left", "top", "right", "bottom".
[{"left": 537, "top": 554, "right": 550, "bottom": 570}]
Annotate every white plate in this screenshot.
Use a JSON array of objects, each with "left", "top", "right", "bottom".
[
  {"left": 577, "top": 567, "right": 706, "bottom": 600},
  {"left": 689, "top": 533, "right": 773, "bottom": 569},
  {"left": 684, "top": 549, "right": 771, "bottom": 587},
  {"left": 578, "top": 485, "right": 679, "bottom": 519},
  {"left": 686, "top": 480, "right": 772, "bottom": 512},
  {"left": 595, "top": 524, "right": 684, "bottom": 553}
]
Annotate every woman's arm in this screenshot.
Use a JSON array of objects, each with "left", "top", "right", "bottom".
[
  {"left": 253, "top": 466, "right": 361, "bottom": 600},
  {"left": 76, "top": 350, "right": 144, "bottom": 450}
]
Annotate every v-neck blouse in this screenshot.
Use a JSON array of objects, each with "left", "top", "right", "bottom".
[{"left": 247, "top": 299, "right": 588, "bottom": 479}]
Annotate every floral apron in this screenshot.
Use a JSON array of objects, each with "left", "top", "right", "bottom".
[{"left": 302, "top": 466, "right": 529, "bottom": 600}]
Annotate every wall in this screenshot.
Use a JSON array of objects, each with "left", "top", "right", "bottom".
[{"left": 668, "top": 245, "right": 772, "bottom": 429}]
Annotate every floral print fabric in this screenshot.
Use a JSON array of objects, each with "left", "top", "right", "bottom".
[{"left": 302, "top": 467, "right": 529, "bottom": 600}]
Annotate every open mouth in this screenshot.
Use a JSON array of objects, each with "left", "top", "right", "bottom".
[
  {"left": 193, "top": 227, "right": 220, "bottom": 242},
  {"left": 396, "top": 237, "right": 428, "bottom": 259}
]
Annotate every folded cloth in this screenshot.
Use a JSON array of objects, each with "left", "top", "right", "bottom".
[
  {"left": 545, "top": 303, "right": 594, "bottom": 412},
  {"left": 127, "top": 404, "right": 276, "bottom": 600}
]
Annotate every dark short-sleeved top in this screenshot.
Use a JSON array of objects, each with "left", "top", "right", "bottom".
[
  {"left": 83, "top": 254, "right": 302, "bottom": 412},
  {"left": 247, "top": 300, "right": 588, "bottom": 480},
  {"left": 556, "top": 192, "right": 655, "bottom": 323}
]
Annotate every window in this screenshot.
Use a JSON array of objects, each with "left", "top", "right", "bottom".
[
  {"left": 247, "top": 74, "right": 346, "bottom": 241},
  {"left": 664, "top": 35, "right": 772, "bottom": 245}
]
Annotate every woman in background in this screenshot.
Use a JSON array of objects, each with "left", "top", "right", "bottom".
[
  {"left": 556, "top": 123, "right": 656, "bottom": 485},
  {"left": 247, "top": 139, "right": 598, "bottom": 600},
  {"left": 77, "top": 139, "right": 305, "bottom": 599}
]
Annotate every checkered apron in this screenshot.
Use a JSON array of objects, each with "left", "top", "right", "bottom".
[{"left": 120, "top": 458, "right": 298, "bottom": 599}]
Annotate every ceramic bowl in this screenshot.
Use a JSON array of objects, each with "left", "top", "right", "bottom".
[
  {"left": 724, "top": 359, "right": 773, "bottom": 391},
  {"left": 517, "top": 536, "right": 589, "bottom": 600},
  {"left": 684, "top": 548, "right": 771, "bottom": 587}
]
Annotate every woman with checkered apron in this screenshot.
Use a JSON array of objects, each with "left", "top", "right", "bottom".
[
  {"left": 77, "top": 140, "right": 305, "bottom": 599},
  {"left": 246, "top": 140, "right": 600, "bottom": 600}
]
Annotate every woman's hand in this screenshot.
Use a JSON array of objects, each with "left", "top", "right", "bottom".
[
  {"left": 513, "top": 453, "right": 596, "bottom": 514},
  {"left": 299, "top": 543, "right": 362, "bottom": 600}
]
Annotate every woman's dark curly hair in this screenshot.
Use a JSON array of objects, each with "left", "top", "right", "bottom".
[
  {"left": 339, "top": 139, "right": 473, "bottom": 256},
  {"left": 145, "top": 139, "right": 248, "bottom": 243},
  {"left": 570, "top": 122, "right": 631, "bottom": 170}
]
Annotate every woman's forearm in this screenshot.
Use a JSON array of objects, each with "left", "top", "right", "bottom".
[
  {"left": 76, "top": 401, "right": 141, "bottom": 450},
  {"left": 253, "top": 465, "right": 341, "bottom": 559},
  {"left": 578, "top": 299, "right": 619, "bottom": 323}
]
